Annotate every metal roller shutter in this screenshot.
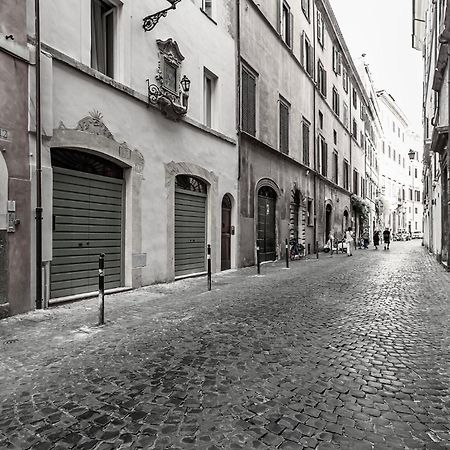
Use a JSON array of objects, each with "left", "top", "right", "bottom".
[
  {"left": 175, "top": 188, "right": 207, "bottom": 277},
  {"left": 51, "top": 167, "right": 123, "bottom": 299}
]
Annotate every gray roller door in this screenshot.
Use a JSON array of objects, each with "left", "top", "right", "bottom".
[
  {"left": 51, "top": 167, "right": 123, "bottom": 299},
  {"left": 175, "top": 188, "right": 207, "bottom": 277}
]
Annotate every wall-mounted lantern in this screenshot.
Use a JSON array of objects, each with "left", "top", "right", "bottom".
[
  {"left": 143, "top": 0, "right": 182, "bottom": 32},
  {"left": 147, "top": 38, "right": 190, "bottom": 121}
]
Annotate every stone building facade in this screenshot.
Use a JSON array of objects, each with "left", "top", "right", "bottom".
[{"left": 413, "top": 0, "right": 449, "bottom": 267}]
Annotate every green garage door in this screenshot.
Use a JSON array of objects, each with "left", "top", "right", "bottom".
[
  {"left": 51, "top": 167, "right": 123, "bottom": 299},
  {"left": 175, "top": 175, "right": 207, "bottom": 277}
]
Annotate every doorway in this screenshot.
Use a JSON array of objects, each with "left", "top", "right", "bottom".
[
  {"left": 257, "top": 186, "right": 277, "bottom": 262},
  {"left": 221, "top": 194, "right": 232, "bottom": 270}
]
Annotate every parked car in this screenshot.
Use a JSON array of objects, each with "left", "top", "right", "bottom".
[
  {"left": 394, "top": 230, "right": 411, "bottom": 241},
  {"left": 412, "top": 231, "right": 423, "bottom": 239}
]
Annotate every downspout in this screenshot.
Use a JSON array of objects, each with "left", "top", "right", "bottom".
[
  {"left": 237, "top": 0, "right": 241, "bottom": 181},
  {"left": 35, "top": 0, "right": 43, "bottom": 309},
  {"left": 312, "top": 0, "right": 317, "bottom": 253},
  {"left": 447, "top": 5, "right": 450, "bottom": 269}
]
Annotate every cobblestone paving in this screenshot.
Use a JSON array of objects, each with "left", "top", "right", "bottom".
[{"left": 0, "top": 242, "right": 449, "bottom": 449}]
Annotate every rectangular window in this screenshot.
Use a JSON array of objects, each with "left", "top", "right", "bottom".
[
  {"left": 302, "top": 120, "right": 310, "bottom": 166},
  {"left": 360, "top": 103, "right": 365, "bottom": 120},
  {"left": 415, "top": 190, "right": 420, "bottom": 201},
  {"left": 318, "top": 110, "right": 324, "bottom": 129},
  {"left": 388, "top": 145, "right": 391, "bottom": 158},
  {"left": 279, "top": 99, "right": 290, "bottom": 154},
  {"left": 91, "top": 0, "right": 116, "bottom": 78},
  {"left": 317, "top": 61, "right": 327, "bottom": 97},
  {"left": 281, "top": 2, "right": 293, "bottom": 47},
  {"left": 343, "top": 160, "right": 349, "bottom": 190},
  {"left": 301, "top": 33, "right": 313, "bottom": 77},
  {"left": 333, "top": 129, "right": 337, "bottom": 145},
  {"left": 317, "top": 9, "right": 324, "bottom": 46},
  {"left": 307, "top": 199, "right": 313, "bottom": 226},
  {"left": 342, "top": 68, "right": 349, "bottom": 93},
  {"left": 333, "top": 151, "right": 338, "bottom": 184},
  {"left": 409, "top": 188, "right": 413, "bottom": 200},
  {"left": 241, "top": 67, "right": 256, "bottom": 135},
  {"left": 352, "top": 119, "right": 357, "bottom": 139},
  {"left": 332, "top": 87, "right": 340, "bottom": 116},
  {"left": 352, "top": 88, "right": 357, "bottom": 109},
  {"left": 202, "top": 0, "right": 212, "bottom": 17},
  {"left": 353, "top": 169, "right": 358, "bottom": 195},
  {"left": 393, "top": 149, "right": 396, "bottom": 160},
  {"left": 343, "top": 102, "right": 349, "bottom": 129},
  {"left": 332, "top": 46, "right": 342, "bottom": 75},
  {"left": 203, "top": 69, "right": 217, "bottom": 128},
  {"left": 319, "top": 136, "right": 328, "bottom": 177},
  {"left": 302, "top": 0, "right": 310, "bottom": 21},
  {"left": 415, "top": 168, "right": 418, "bottom": 178}
]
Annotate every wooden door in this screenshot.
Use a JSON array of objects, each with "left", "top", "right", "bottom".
[{"left": 221, "top": 195, "right": 232, "bottom": 270}]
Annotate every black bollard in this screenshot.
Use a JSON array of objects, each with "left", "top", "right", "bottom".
[
  {"left": 98, "top": 253, "right": 105, "bottom": 325},
  {"left": 256, "top": 242, "right": 261, "bottom": 274},
  {"left": 207, "top": 244, "right": 211, "bottom": 291},
  {"left": 316, "top": 241, "right": 319, "bottom": 259},
  {"left": 285, "top": 238, "right": 289, "bottom": 268}
]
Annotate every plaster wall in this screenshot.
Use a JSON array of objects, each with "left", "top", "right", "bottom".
[{"left": 40, "top": 0, "right": 236, "bottom": 139}]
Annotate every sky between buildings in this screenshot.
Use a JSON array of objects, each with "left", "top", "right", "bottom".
[{"left": 330, "top": 0, "right": 423, "bottom": 133}]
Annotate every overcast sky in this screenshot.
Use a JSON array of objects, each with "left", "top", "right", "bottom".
[{"left": 330, "top": 0, "right": 423, "bottom": 132}]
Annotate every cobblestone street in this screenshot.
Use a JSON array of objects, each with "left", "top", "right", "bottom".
[{"left": 0, "top": 241, "right": 449, "bottom": 449}]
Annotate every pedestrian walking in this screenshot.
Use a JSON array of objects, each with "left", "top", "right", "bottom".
[
  {"left": 345, "top": 227, "right": 353, "bottom": 256},
  {"left": 326, "top": 231, "right": 335, "bottom": 256},
  {"left": 362, "top": 228, "right": 369, "bottom": 249},
  {"left": 383, "top": 227, "right": 391, "bottom": 250},
  {"left": 373, "top": 229, "right": 380, "bottom": 250}
]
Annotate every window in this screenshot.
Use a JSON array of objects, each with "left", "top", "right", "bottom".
[
  {"left": 415, "top": 168, "right": 418, "bottom": 178},
  {"left": 342, "top": 68, "right": 349, "bottom": 93},
  {"left": 353, "top": 169, "right": 358, "bottom": 195},
  {"left": 318, "top": 136, "right": 328, "bottom": 176},
  {"left": 343, "top": 102, "right": 349, "bottom": 129},
  {"left": 333, "top": 130, "right": 337, "bottom": 145},
  {"left": 302, "top": 119, "right": 310, "bottom": 166},
  {"left": 415, "top": 190, "right": 420, "bottom": 201},
  {"left": 409, "top": 188, "right": 413, "bottom": 200},
  {"left": 360, "top": 104, "right": 365, "bottom": 121},
  {"left": 352, "top": 88, "right": 357, "bottom": 109},
  {"left": 301, "top": 33, "right": 313, "bottom": 77},
  {"left": 318, "top": 110, "right": 324, "bottom": 129},
  {"left": 398, "top": 154, "right": 401, "bottom": 165},
  {"left": 332, "top": 47, "right": 342, "bottom": 75},
  {"left": 392, "top": 121, "right": 395, "bottom": 132},
  {"left": 352, "top": 119, "right": 357, "bottom": 139},
  {"left": 307, "top": 199, "right": 313, "bottom": 226},
  {"left": 281, "top": 2, "right": 293, "bottom": 47},
  {"left": 241, "top": 67, "right": 256, "bottom": 135},
  {"left": 332, "top": 87, "right": 340, "bottom": 116},
  {"left": 317, "top": 61, "right": 327, "bottom": 97},
  {"left": 279, "top": 99, "right": 290, "bottom": 154},
  {"left": 333, "top": 151, "right": 338, "bottom": 184},
  {"left": 382, "top": 141, "right": 385, "bottom": 154},
  {"left": 302, "top": 0, "right": 310, "bottom": 21},
  {"left": 361, "top": 176, "right": 365, "bottom": 197},
  {"left": 388, "top": 145, "right": 391, "bottom": 158},
  {"left": 393, "top": 149, "right": 396, "bottom": 160},
  {"left": 343, "top": 160, "right": 349, "bottom": 190},
  {"left": 317, "top": 10, "right": 324, "bottom": 46},
  {"left": 202, "top": 0, "right": 212, "bottom": 18},
  {"left": 203, "top": 69, "right": 217, "bottom": 128},
  {"left": 91, "top": 0, "right": 116, "bottom": 77}
]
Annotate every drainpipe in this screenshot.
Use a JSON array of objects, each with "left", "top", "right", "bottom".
[
  {"left": 35, "top": 0, "right": 43, "bottom": 309},
  {"left": 447, "top": 24, "right": 450, "bottom": 269},
  {"left": 236, "top": 0, "right": 241, "bottom": 182},
  {"left": 312, "top": 0, "right": 317, "bottom": 253}
]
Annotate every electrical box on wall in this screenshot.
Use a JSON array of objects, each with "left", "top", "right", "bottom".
[{"left": 7, "top": 200, "right": 19, "bottom": 233}]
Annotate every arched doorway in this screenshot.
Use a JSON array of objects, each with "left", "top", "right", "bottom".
[
  {"left": 175, "top": 175, "right": 208, "bottom": 277},
  {"left": 343, "top": 210, "right": 349, "bottom": 234},
  {"left": 257, "top": 186, "right": 277, "bottom": 262},
  {"left": 325, "top": 204, "right": 332, "bottom": 241},
  {"left": 51, "top": 148, "right": 124, "bottom": 299},
  {"left": 221, "top": 194, "right": 232, "bottom": 270}
]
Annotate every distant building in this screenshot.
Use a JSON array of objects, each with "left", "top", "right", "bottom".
[{"left": 413, "top": 0, "right": 449, "bottom": 267}]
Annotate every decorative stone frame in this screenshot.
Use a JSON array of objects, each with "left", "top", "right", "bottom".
[
  {"left": 165, "top": 161, "right": 219, "bottom": 278},
  {"left": 254, "top": 178, "right": 282, "bottom": 261},
  {"left": 45, "top": 111, "right": 145, "bottom": 295}
]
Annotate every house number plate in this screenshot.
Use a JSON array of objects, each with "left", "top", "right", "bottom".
[{"left": 0, "top": 128, "right": 10, "bottom": 141}]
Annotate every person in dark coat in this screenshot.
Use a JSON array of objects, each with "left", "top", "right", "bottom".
[
  {"left": 373, "top": 229, "right": 380, "bottom": 250},
  {"left": 383, "top": 228, "right": 391, "bottom": 250}
]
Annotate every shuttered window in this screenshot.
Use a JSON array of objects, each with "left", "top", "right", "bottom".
[
  {"left": 302, "top": 120, "right": 310, "bottom": 166},
  {"left": 279, "top": 100, "right": 289, "bottom": 154},
  {"left": 241, "top": 67, "right": 256, "bottom": 135}
]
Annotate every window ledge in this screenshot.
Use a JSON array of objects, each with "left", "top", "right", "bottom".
[{"left": 200, "top": 8, "right": 217, "bottom": 25}]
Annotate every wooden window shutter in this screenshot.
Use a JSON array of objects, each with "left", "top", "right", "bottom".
[
  {"left": 241, "top": 68, "right": 249, "bottom": 132},
  {"left": 289, "top": 12, "right": 294, "bottom": 48},
  {"left": 277, "top": 0, "right": 281, "bottom": 34},
  {"left": 280, "top": 102, "right": 289, "bottom": 154},
  {"left": 241, "top": 68, "right": 256, "bottom": 135},
  {"left": 301, "top": 32, "right": 305, "bottom": 67}
]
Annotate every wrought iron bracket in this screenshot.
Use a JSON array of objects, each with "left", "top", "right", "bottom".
[
  {"left": 147, "top": 80, "right": 188, "bottom": 121},
  {"left": 143, "top": 0, "right": 182, "bottom": 32}
]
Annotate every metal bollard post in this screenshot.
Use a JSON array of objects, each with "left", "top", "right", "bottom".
[
  {"left": 207, "top": 244, "right": 211, "bottom": 291},
  {"left": 256, "top": 242, "right": 261, "bottom": 274},
  {"left": 316, "top": 241, "right": 319, "bottom": 259},
  {"left": 285, "top": 238, "right": 289, "bottom": 268},
  {"left": 98, "top": 253, "right": 105, "bottom": 325}
]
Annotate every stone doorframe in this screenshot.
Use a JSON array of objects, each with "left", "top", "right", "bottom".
[
  {"left": 254, "top": 178, "right": 282, "bottom": 261},
  {"left": 45, "top": 112, "right": 145, "bottom": 292},
  {"left": 165, "top": 161, "right": 219, "bottom": 278}
]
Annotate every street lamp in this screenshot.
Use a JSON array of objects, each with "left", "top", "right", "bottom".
[
  {"left": 408, "top": 149, "right": 416, "bottom": 237},
  {"left": 143, "top": 0, "right": 182, "bottom": 32}
]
